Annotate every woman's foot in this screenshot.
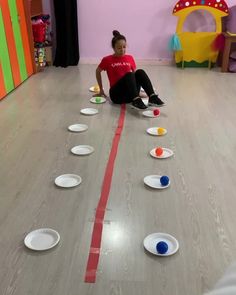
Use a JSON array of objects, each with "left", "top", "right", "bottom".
[
  {"left": 132, "top": 97, "right": 148, "bottom": 110},
  {"left": 148, "top": 95, "right": 165, "bottom": 106}
]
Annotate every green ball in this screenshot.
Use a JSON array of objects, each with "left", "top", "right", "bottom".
[{"left": 95, "top": 97, "right": 101, "bottom": 103}]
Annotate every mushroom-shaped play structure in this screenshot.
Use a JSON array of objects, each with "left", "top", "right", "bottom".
[{"left": 172, "top": 0, "right": 229, "bottom": 67}]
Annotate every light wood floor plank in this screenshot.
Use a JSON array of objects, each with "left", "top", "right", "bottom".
[{"left": 0, "top": 65, "right": 236, "bottom": 295}]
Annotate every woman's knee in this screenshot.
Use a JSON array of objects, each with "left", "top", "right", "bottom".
[{"left": 135, "top": 69, "right": 146, "bottom": 76}]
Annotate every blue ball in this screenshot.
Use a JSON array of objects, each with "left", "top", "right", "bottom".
[
  {"left": 160, "top": 175, "right": 169, "bottom": 186},
  {"left": 156, "top": 241, "right": 168, "bottom": 254}
]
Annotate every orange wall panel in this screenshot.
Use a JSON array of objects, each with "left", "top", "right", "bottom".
[
  {"left": 0, "top": 0, "right": 21, "bottom": 87},
  {"left": 17, "top": 0, "right": 33, "bottom": 76}
]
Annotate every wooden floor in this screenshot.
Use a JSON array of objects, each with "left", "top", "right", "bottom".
[{"left": 0, "top": 65, "right": 236, "bottom": 295}]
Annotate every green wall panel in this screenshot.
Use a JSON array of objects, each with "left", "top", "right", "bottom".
[
  {"left": 8, "top": 0, "right": 28, "bottom": 81},
  {"left": 0, "top": 8, "right": 14, "bottom": 93}
]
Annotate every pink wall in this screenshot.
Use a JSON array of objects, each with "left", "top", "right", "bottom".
[
  {"left": 42, "top": 0, "right": 236, "bottom": 61},
  {"left": 77, "top": 0, "right": 177, "bottom": 60},
  {"left": 77, "top": 0, "right": 235, "bottom": 61}
]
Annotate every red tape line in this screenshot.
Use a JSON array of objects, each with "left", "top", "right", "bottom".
[{"left": 84, "top": 104, "right": 126, "bottom": 283}]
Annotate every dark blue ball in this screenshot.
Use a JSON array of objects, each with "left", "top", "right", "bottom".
[
  {"left": 156, "top": 241, "right": 168, "bottom": 254},
  {"left": 160, "top": 175, "right": 169, "bottom": 186}
]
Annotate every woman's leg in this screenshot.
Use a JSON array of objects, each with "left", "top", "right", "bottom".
[
  {"left": 109, "top": 72, "right": 147, "bottom": 109},
  {"left": 135, "top": 69, "right": 154, "bottom": 96},
  {"left": 135, "top": 69, "right": 165, "bottom": 106},
  {"left": 109, "top": 73, "right": 137, "bottom": 103}
]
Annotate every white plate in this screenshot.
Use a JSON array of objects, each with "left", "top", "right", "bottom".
[
  {"left": 89, "top": 86, "right": 100, "bottom": 93},
  {"left": 24, "top": 228, "right": 60, "bottom": 251},
  {"left": 90, "top": 97, "right": 106, "bottom": 104},
  {"left": 68, "top": 124, "right": 88, "bottom": 133},
  {"left": 71, "top": 145, "right": 94, "bottom": 156},
  {"left": 143, "top": 233, "right": 179, "bottom": 256},
  {"left": 55, "top": 174, "right": 82, "bottom": 188},
  {"left": 146, "top": 127, "right": 167, "bottom": 136},
  {"left": 80, "top": 108, "right": 98, "bottom": 116},
  {"left": 142, "top": 110, "right": 160, "bottom": 118},
  {"left": 143, "top": 175, "right": 170, "bottom": 189},
  {"left": 150, "top": 148, "right": 174, "bottom": 159}
]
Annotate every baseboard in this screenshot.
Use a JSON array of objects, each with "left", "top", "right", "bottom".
[
  {"left": 79, "top": 58, "right": 173, "bottom": 66},
  {"left": 136, "top": 58, "right": 173, "bottom": 66},
  {"left": 79, "top": 58, "right": 100, "bottom": 64}
]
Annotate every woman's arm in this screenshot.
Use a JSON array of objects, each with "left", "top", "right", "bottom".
[{"left": 95, "top": 67, "right": 107, "bottom": 97}]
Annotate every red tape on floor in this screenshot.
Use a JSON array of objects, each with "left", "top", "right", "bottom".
[{"left": 84, "top": 104, "right": 126, "bottom": 283}]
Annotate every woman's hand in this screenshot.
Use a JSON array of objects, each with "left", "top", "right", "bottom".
[
  {"left": 93, "top": 90, "right": 107, "bottom": 98},
  {"left": 94, "top": 67, "right": 107, "bottom": 97}
]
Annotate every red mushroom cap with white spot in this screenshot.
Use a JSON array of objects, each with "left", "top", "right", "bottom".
[{"left": 173, "top": 0, "right": 228, "bottom": 14}]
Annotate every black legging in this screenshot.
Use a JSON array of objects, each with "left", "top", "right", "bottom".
[{"left": 109, "top": 69, "right": 155, "bottom": 104}]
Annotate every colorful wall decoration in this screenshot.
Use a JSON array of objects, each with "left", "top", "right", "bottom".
[
  {"left": 0, "top": 0, "right": 33, "bottom": 100},
  {"left": 172, "top": 0, "right": 229, "bottom": 67}
]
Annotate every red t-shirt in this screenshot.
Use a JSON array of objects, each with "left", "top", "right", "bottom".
[{"left": 98, "top": 54, "right": 136, "bottom": 87}]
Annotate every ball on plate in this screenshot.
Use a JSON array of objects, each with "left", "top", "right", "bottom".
[
  {"left": 157, "top": 127, "right": 165, "bottom": 135},
  {"left": 160, "top": 175, "right": 169, "bottom": 186},
  {"left": 94, "top": 85, "right": 100, "bottom": 92},
  {"left": 95, "top": 97, "right": 101, "bottom": 103},
  {"left": 153, "top": 109, "right": 160, "bottom": 116},
  {"left": 155, "top": 147, "right": 163, "bottom": 156},
  {"left": 156, "top": 241, "right": 168, "bottom": 254}
]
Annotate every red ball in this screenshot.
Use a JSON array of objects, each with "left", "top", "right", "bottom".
[
  {"left": 153, "top": 109, "right": 160, "bottom": 116},
  {"left": 155, "top": 147, "right": 163, "bottom": 156}
]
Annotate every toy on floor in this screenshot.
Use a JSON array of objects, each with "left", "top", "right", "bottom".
[
  {"left": 89, "top": 85, "right": 101, "bottom": 93},
  {"left": 160, "top": 176, "right": 169, "bottom": 186},
  {"left": 95, "top": 97, "right": 101, "bottom": 103},
  {"left": 153, "top": 109, "right": 160, "bottom": 116},
  {"left": 170, "top": 0, "right": 229, "bottom": 68},
  {"left": 156, "top": 241, "right": 169, "bottom": 254},
  {"left": 155, "top": 147, "right": 163, "bottom": 156},
  {"left": 144, "top": 233, "right": 179, "bottom": 256},
  {"left": 94, "top": 85, "right": 100, "bottom": 92},
  {"left": 157, "top": 127, "right": 166, "bottom": 135}
]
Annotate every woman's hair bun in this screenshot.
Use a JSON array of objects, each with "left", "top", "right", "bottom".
[
  {"left": 113, "top": 30, "right": 121, "bottom": 37},
  {"left": 111, "top": 30, "right": 126, "bottom": 48}
]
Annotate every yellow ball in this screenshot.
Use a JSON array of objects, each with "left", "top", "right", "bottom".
[
  {"left": 94, "top": 85, "right": 100, "bottom": 92},
  {"left": 157, "top": 127, "right": 165, "bottom": 135}
]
